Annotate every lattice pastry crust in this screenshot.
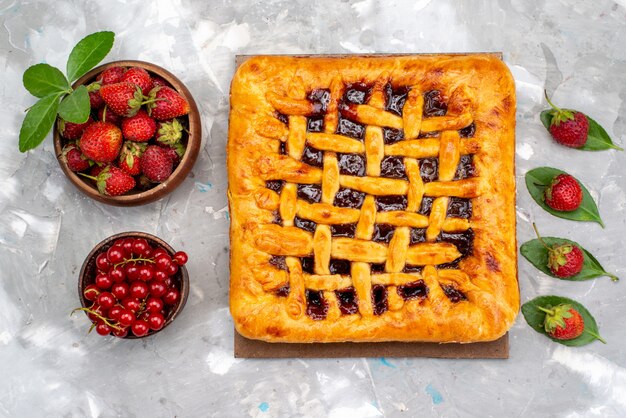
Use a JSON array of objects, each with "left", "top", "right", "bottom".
[{"left": 228, "top": 55, "right": 518, "bottom": 343}]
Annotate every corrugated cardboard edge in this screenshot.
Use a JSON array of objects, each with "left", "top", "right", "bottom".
[{"left": 232, "top": 52, "right": 509, "bottom": 359}]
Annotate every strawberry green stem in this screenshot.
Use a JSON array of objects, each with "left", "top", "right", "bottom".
[
  {"left": 544, "top": 90, "right": 562, "bottom": 113},
  {"left": 78, "top": 173, "right": 98, "bottom": 181},
  {"left": 532, "top": 223, "right": 553, "bottom": 252},
  {"left": 537, "top": 306, "right": 555, "bottom": 316},
  {"left": 584, "top": 329, "right": 607, "bottom": 344},
  {"left": 606, "top": 272, "right": 619, "bottom": 282}
]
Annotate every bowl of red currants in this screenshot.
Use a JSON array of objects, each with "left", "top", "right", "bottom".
[
  {"left": 76, "top": 231, "right": 189, "bottom": 338},
  {"left": 53, "top": 60, "right": 201, "bottom": 206}
]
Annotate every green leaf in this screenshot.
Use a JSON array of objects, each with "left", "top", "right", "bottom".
[
  {"left": 58, "top": 85, "right": 90, "bottom": 123},
  {"left": 19, "top": 94, "right": 61, "bottom": 152},
  {"left": 584, "top": 115, "right": 623, "bottom": 151},
  {"left": 525, "top": 167, "right": 604, "bottom": 227},
  {"left": 521, "top": 295, "right": 605, "bottom": 346},
  {"left": 66, "top": 31, "right": 115, "bottom": 82},
  {"left": 520, "top": 237, "right": 618, "bottom": 281},
  {"left": 540, "top": 109, "right": 623, "bottom": 151},
  {"left": 23, "top": 63, "right": 70, "bottom": 98}
]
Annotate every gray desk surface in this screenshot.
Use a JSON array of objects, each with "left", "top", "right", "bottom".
[{"left": 1, "top": 0, "right": 624, "bottom": 416}]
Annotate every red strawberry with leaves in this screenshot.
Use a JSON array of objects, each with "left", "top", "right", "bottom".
[
  {"left": 80, "top": 165, "right": 135, "bottom": 196},
  {"left": 87, "top": 82, "right": 105, "bottom": 109},
  {"left": 122, "top": 67, "right": 153, "bottom": 95},
  {"left": 543, "top": 91, "right": 589, "bottom": 148},
  {"left": 155, "top": 118, "right": 184, "bottom": 145},
  {"left": 119, "top": 141, "right": 147, "bottom": 176},
  {"left": 141, "top": 145, "right": 173, "bottom": 183},
  {"left": 531, "top": 224, "right": 586, "bottom": 279},
  {"left": 543, "top": 174, "right": 582, "bottom": 212},
  {"left": 146, "top": 86, "right": 190, "bottom": 121},
  {"left": 97, "top": 66, "right": 126, "bottom": 85},
  {"left": 58, "top": 116, "right": 93, "bottom": 140},
  {"left": 79, "top": 121, "right": 123, "bottom": 163},
  {"left": 121, "top": 110, "right": 157, "bottom": 142},
  {"left": 61, "top": 143, "right": 91, "bottom": 172},
  {"left": 539, "top": 304, "right": 585, "bottom": 340},
  {"left": 100, "top": 82, "right": 144, "bottom": 117}
]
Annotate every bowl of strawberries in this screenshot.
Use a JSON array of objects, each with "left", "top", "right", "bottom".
[{"left": 53, "top": 60, "right": 201, "bottom": 206}]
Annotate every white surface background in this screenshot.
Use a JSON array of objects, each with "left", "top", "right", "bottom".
[{"left": 1, "top": 0, "right": 625, "bottom": 416}]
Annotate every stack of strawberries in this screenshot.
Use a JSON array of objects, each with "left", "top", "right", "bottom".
[{"left": 58, "top": 66, "right": 190, "bottom": 196}]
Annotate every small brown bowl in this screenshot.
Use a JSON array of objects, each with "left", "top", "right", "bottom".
[
  {"left": 54, "top": 60, "right": 201, "bottom": 206},
  {"left": 78, "top": 231, "right": 189, "bottom": 339}
]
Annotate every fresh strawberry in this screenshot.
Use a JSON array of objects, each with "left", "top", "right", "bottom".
[
  {"left": 141, "top": 145, "right": 173, "bottom": 182},
  {"left": 87, "top": 82, "right": 105, "bottom": 109},
  {"left": 82, "top": 165, "right": 136, "bottom": 196},
  {"left": 155, "top": 118, "right": 183, "bottom": 145},
  {"left": 119, "top": 141, "right": 147, "bottom": 176},
  {"left": 121, "top": 67, "right": 153, "bottom": 96},
  {"left": 89, "top": 164, "right": 106, "bottom": 177},
  {"left": 97, "top": 66, "right": 126, "bottom": 85},
  {"left": 146, "top": 86, "right": 190, "bottom": 120},
  {"left": 540, "top": 304, "right": 584, "bottom": 340},
  {"left": 548, "top": 243, "right": 584, "bottom": 278},
  {"left": 100, "top": 82, "right": 144, "bottom": 117},
  {"left": 98, "top": 106, "right": 122, "bottom": 126},
  {"left": 121, "top": 110, "right": 157, "bottom": 142},
  {"left": 58, "top": 116, "right": 93, "bottom": 140},
  {"left": 544, "top": 91, "right": 589, "bottom": 148},
  {"left": 151, "top": 75, "right": 171, "bottom": 88},
  {"left": 161, "top": 143, "right": 185, "bottom": 166},
  {"left": 544, "top": 174, "right": 583, "bottom": 212},
  {"left": 61, "top": 143, "right": 90, "bottom": 172},
  {"left": 79, "top": 121, "right": 123, "bottom": 163}
]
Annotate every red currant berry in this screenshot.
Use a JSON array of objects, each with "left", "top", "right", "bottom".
[
  {"left": 165, "top": 263, "right": 179, "bottom": 276},
  {"left": 87, "top": 304, "right": 104, "bottom": 322},
  {"left": 106, "top": 246, "right": 125, "bottom": 264},
  {"left": 132, "top": 238, "right": 150, "bottom": 257},
  {"left": 173, "top": 251, "right": 188, "bottom": 265},
  {"left": 108, "top": 267, "right": 126, "bottom": 283},
  {"left": 163, "top": 277, "right": 173, "bottom": 288},
  {"left": 143, "top": 246, "right": 153, "bottom": 258},
  {"left": 95, "top": 273, "right": 113, "bottom": 290},
  {"left": 147, "top": 312, "right": 165, "bottom": 331},
  {"left": 125, "top": 263, "right": 140, "bottom": 281},
  {"left": 113, "top": 238, "right": 126, "bottom": 247},
  {"left": 152, "top": 248, "right": 168, "bottom": 259},
  {"left": 163, "top": 288, "right": 180, "bottom": 305},
  {"left": 108, "top": 305, "right": 124, "bottom": 322},
  {"left": 145, "top": 297, "right": 164, "bottom": 313},
  {"left": 154, "top": 270, "right": 167, "bottom": 282},
  {"left": 111, "top": 282, "right": 129, "bottom": 300},
  {"left": 149, "top": 281, "right": 167, "bottom": 297},
  {"left": 122, "top": 297, "right": 141, "bottom": 313},
  {"left": 117, "top": 310, "right": 135, "bottom": 327},
  {"left": 131, "top": 320, "right": 150, "bottom": 337},
  {"left": 155, "top": 254, "right": 172, "bottom": 271},
  {"left": 129, "top": 281, "right": 149, "bottom": 299},
  {"left": 138, "top": 265, "right": 154, "bottom": 281},
  {"left": 97, "top": 292, "right": 115, "bottom": 310},
  {"left": 84, "top": 284, "right": 100, "bottom": 302},
  {"left": 95, "top": 253, "right": 112, "bottom": 272},
  {"left": 112, "top": 327, "right": 128, "bottom": 338},
  {"left": 122, "top": 238, "right": 135, "bottom": 255},
  {"left": 95, "top": 322, "right": 112, "bottom": 336}
]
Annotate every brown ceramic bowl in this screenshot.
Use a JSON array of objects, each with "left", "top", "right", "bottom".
[
  {"left": 78, "top": 231, "right": 189, "bottom": 339},
  {"left": 53, "top": 60, "right": 201, "bottom": 206}
]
